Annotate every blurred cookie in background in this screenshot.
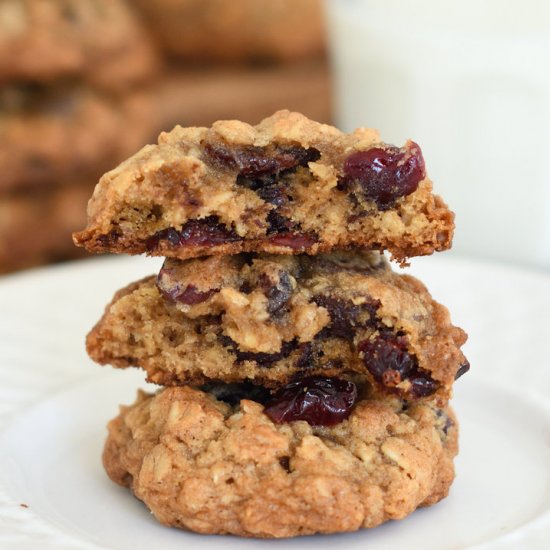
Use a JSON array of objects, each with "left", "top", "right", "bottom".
[
  {"left": 0, "top": 84, "right": 156, "bottom": 193},
  {"left": 129, "top": 0, "right": 325, "bottom": 63},
  {"left": 0, "top": 0, "right": 159, "bottom": 91},
  {"left": 0, "top": 180, "right": 92, "bottom": 273},
  {"left": 0, "top": 0, "right": 160, "bottom": 273},
  {"left": 152, "top": 59, "right": 331, "bottom": 131},
  {"left": 0, "top": 0, "right": 331, "bottom": 274}
]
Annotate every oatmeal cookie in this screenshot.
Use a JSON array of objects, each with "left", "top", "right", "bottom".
[
  {"left": 0, "top": 83, "right": 155, "bottom": 192},
  {"left": 86, "top": 251, "right": 468, "bottom": 403},
  {"left": 0, "top": 180, "right": 92, "bottom": 273},
  {"left": 74, "top": 111, "right": 454, "bottom": 263},
  {"left": 103, "top": 384, "right": 458, "bottom": 537},
  {"left": 128, "top": 0, "right": 324, "bottom": 63},
  {"left": 0, "top": 0, "right": 158, "bottom": 91},
  {"left": 151, "top": 60, "right": 331, "bottom": 130}
]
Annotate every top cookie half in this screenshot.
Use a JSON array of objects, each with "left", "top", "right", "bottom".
[{"left": 73, "top": 111, "right": 454, "bottom": 262}]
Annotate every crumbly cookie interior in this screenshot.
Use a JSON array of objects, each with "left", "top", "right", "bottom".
[{"left": 87, "top": 251, "right": 468, "bottom": 402}]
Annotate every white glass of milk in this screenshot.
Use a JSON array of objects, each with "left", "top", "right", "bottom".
[{"left": 325, "top": 0, "right": 550, "bottom": 269}]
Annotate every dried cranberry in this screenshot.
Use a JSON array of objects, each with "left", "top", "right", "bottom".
[
  {"left": 265, "top": 146, "right": 320, "bottom": 174},
  {"left": 146, "top": 217, "right": 241, "bottom": 251},
  {"left": 268, "top": 232, "right": 318, "bottom": 250},
  {"left": 359, "top": 334, "right": 413, "bottom": 381},
  {"left": 258, "top": 271, "right": 293, "bottom": 315},
  {"left": 340, "top": 142, "right": 425, "bottom": 208},
  {"left": 161, "top": 228, "right": 182, "bottom": 246},
  {"left": 178, "top": 217, "right": 239, "bottom": 246},
  {"left": 264, "top": 376, "right": 357, "bottom": 427},
  {"left": 156, "top": 262, "right": 218, "bottom": 304},
  {"left": 239, "top": 154, "right": 281, "bottom": 177},
  {"left": 161, "top": 283, "right": 216, "bottom": 305},
  {"left": 358, "top": 333, "right": 438, "bottom": 397},
  {"left": 178, "top": 286, "right": 217, "bottom": 305},
  {"left": 455, "top": 360, "right": 470, "bottom": 380}
]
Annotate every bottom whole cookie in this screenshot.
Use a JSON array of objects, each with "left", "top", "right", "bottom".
[{"left": 103, "top": 384, "right": 458, "bottom": 538}]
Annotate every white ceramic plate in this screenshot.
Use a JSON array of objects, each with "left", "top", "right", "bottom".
[{"left": 0, "top": 255, "right": 549, "bottom": 549}]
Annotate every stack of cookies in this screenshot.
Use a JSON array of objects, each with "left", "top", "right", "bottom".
[
  {"left": 0, "top": 0, "right": 158, "bottom": 272},
  {"left": 75, "top": 111, "right": 469, "bottom": 538}
]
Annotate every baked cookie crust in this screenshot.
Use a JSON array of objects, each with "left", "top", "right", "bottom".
[{"left": 103, "top": 385, "right": 458, "bottom": 537}]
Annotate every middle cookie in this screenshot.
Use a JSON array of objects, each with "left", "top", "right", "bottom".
[{"left": 87, "top": 251, "right": 468, "bottom": 403}]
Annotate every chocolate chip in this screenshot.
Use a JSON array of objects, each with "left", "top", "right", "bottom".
[
  {"left": 455, "top": 360, "right": 470, "bottom": 380},
  {"left": 204, "top": 143, "right": 320, "bottom": 178},
  {"left": 201, "top": 381, "right": 271, "bottom": 407},
  {"left": 313, "top": 295, "right": 378, "bottom": 339},
  {"left": 258, "top": 271, "right": 293, "bottom": 315},
  {"left": 279, "top": 456, "right": 291, "bottom": 472}
]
